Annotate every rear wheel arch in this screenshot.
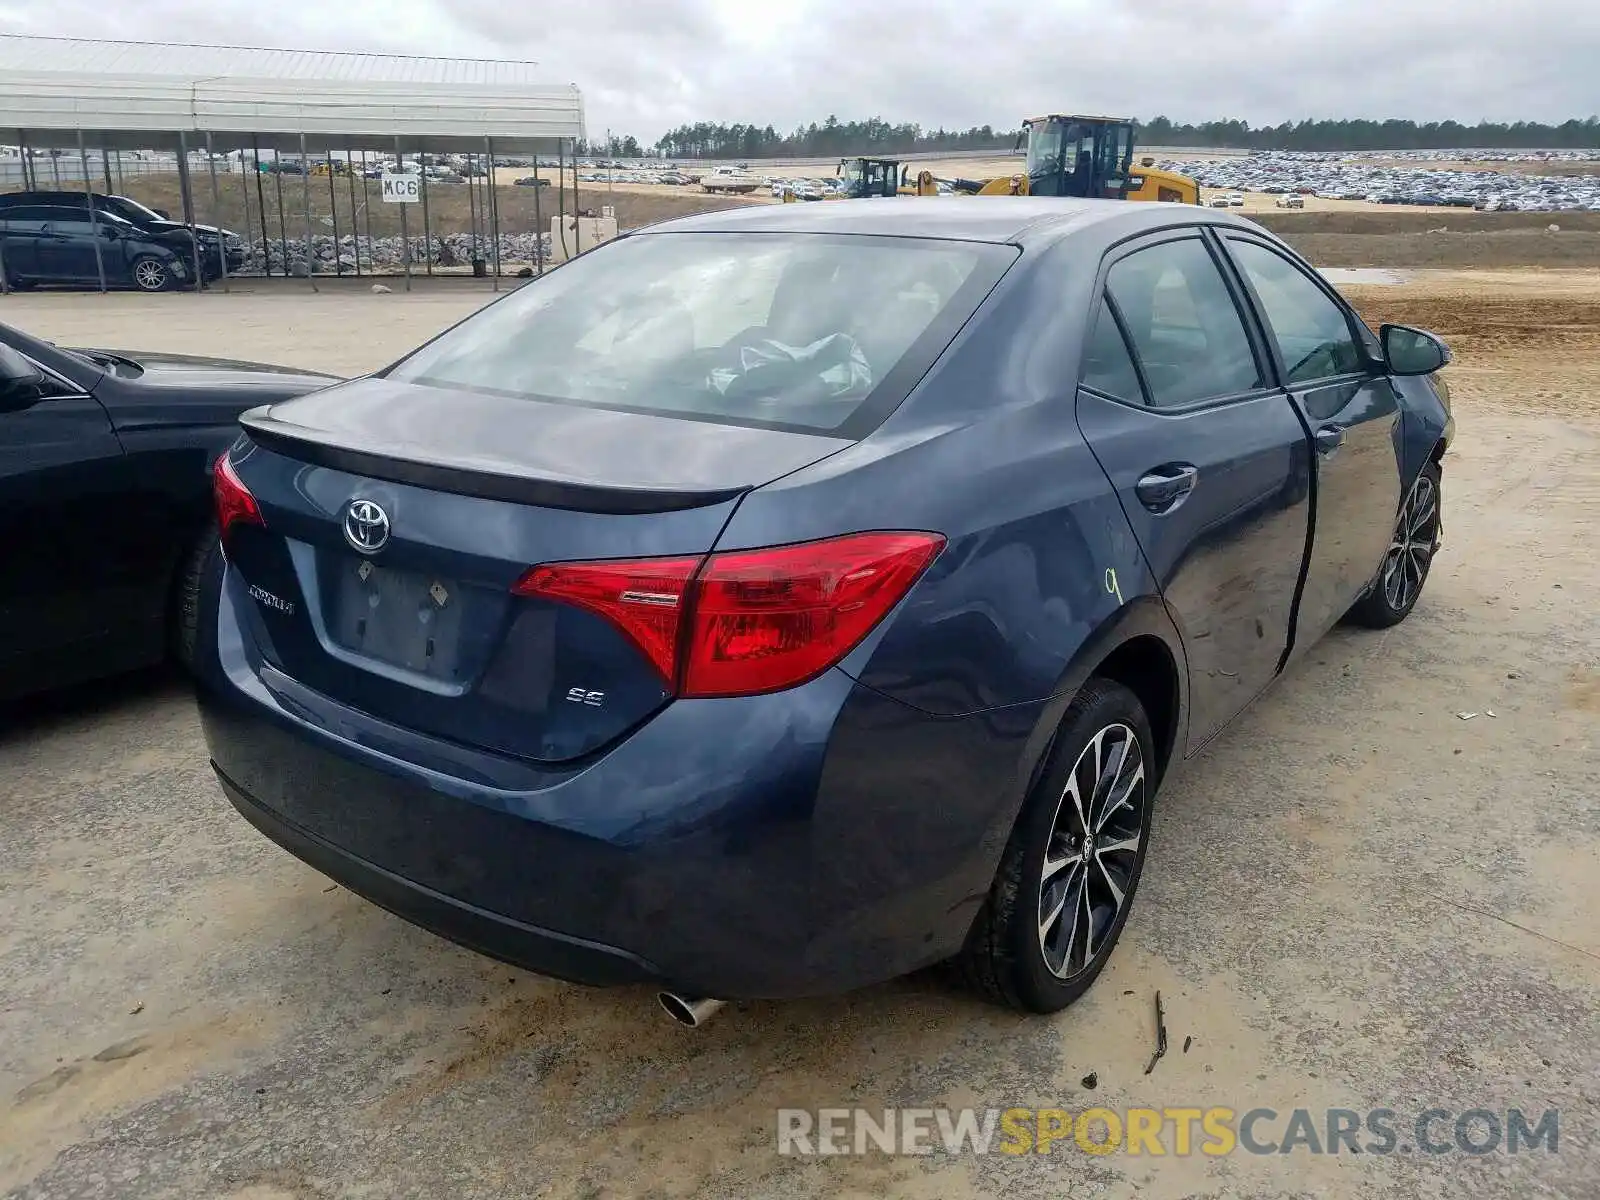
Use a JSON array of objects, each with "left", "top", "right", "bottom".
[
  {"left": 1089, "top": 635, "right": 1182, "bottom": 785},
  {"left": 1016, "top": 599, "right": 1189, "bottom": 807}
]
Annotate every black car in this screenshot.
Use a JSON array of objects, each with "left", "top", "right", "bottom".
[
  {"left": 0, "top": 206, "right": 200, "bottom": 292},
  {"left": 0, "top": 190, "right": 246, "bottom": 273},
  {"left": 0, "top": 322, "right": 335, "bottom": 700}
]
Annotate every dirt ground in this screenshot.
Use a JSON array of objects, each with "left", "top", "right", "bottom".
[{"left": 1, "top": 268, "right": 1597, "bottom": 1199}]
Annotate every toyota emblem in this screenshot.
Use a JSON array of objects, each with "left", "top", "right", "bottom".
[{"left": 343, "top": 499, "right": 390, "bottom": 554}]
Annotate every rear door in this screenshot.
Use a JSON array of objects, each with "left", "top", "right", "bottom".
[
  {"left": 35, "top": 209, "right": 101, "bottom": 283},
  {"left": 0, "top": 208, "right": 50, "bottom": 280},
  {"left": 1074, "top": 231, "right": 1313, "bottom": 752},
  {"left": 1219, "top": 234, "right": 1403, "bottom": 647}
]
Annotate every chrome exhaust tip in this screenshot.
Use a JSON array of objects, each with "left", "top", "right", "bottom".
[{"left": 657, "top": 991, "right": 725, "bottom": 1028}]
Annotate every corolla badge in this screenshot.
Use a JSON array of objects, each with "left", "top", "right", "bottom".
[{"left": 343, "top": 499, "right": 391, "bottom": 554}]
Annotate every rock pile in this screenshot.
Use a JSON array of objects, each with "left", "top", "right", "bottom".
[{"left": 236, "top": 232, "right": 552, "bottom": 275}]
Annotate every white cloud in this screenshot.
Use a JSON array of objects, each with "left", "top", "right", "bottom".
[{"left": 2, "top": 0, "right": 1595, "bottom": 141}]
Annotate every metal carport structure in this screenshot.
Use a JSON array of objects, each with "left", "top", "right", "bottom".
[{"left": 0, "top": 35, "right": 586, "bottom": 293}]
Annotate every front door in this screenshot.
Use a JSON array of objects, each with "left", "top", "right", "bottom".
[
  {"left": 1220, "top": 235, "right": 1404, "bottom": 647},
  {"left": 1074, "top": 232, "right": 1313, "bottom": 752}
]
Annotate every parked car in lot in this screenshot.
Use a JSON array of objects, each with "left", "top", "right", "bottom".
[
  {"left": 0, "top": 206, "right": 198, "bottom": 291},
  {"left": 0, "top": 322, "right": 335, "bottom": 701},
  {"left": 0, "top": 190, "right": 246, "bottom": 274},
  {"left": 199, "top": 200, "right": 1454, "bottom": 1023}
]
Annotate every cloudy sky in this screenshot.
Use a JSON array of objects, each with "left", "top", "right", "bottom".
[{"left": 1, "top": 0, "right": 1595, "bottom": 141}]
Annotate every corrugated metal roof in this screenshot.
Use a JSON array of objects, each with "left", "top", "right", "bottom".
[
  {"left": 0, "top": 35, "right": 550, "bottom": 87},
  {"left": 0, "top": 35, "right": 585, "bottom": 151}
]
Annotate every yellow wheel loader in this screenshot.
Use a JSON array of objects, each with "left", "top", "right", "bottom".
[{"left": 946, "top": 115, "right": 1199, "bottom": 204}]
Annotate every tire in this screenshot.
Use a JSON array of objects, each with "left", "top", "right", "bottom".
[
  {"left": 1347, "top": 460, "right": 1442, "bottom": 629},
  {"left": 171, "top": 521, "right": 220, "bottom": 672},
  {"left": 131, "top": 255, "right": 171, "bottom": 293},
  {"left": 955, "top": 678, "right": 1157, "bottom": 1013}
]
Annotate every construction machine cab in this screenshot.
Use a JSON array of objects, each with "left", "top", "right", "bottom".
[
  {"left": 1018, "top": 114, "right": 1200, "bottom": 204},
  {"left": 836, "top": 157, "right": 903, "bottom": 198},
  {"left": 1021, "top": 115, "right": 1137, "bottom": 199}
]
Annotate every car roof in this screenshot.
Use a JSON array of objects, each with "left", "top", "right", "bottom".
[{"left": 635, "top": 197, "right": 1265, "bottom": 247}]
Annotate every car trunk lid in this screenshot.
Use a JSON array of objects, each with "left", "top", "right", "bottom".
[{"left": 223, "top": 378, "right": 850, "bottom": 762}]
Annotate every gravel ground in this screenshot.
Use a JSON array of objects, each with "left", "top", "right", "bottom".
[{"left": 1, "top": 274, "right": 1596, "bottom": 1199}]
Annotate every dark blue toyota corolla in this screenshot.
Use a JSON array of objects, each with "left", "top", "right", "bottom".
[{"left": 199, "top": 199, "right": 1454, "bottom": 1024}]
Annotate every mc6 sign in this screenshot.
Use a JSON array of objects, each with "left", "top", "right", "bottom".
[{"left": 380, "top": 172, "right": 420, "bottom": 203}]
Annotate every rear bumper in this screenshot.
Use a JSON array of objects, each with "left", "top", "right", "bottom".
[
  {"left": 216, "top": 763, "right": 659, "bottom": 986},
  {"left": 199, "top": 562, "right": 1037, "bottom": 999}
]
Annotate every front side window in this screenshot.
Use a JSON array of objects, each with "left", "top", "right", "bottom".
[
  {"left": 1226, "top": 240, "right": 1365, "bottom": 384},
  {"left": 386, "top": 232, "right": 1014, "bottom": 435},
  {"left": 99, "top": 196, "right": 164, "bottom": 225},
  {"left": 1106, "top": 237, "right": 1263, "bottom": 408}
]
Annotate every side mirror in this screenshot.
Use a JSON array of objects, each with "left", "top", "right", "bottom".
[
  {"left": 154, "top": 208, "right": 170, "bottom": 220},
  {"left": 101, "top": 224, "right": 120, "bottom": 239},
  {"left": 0, "top": 343, "right": 46, "bottom": 411},
  {"left": 1381, "top": 324, "right": 1451, "bottom": 376}
]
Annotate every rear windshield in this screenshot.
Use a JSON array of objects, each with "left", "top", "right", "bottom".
[{"left": 384, "top": 231, "right": 1016, "bottom": 436}]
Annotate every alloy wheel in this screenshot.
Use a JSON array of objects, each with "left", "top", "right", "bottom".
[
  {"left": 1381, "top": 474, "right": 1439, "bottom": 612},
  {"left": 1037, "top": 722, "right": 1147, "bottom": 979},
  {"left": 134, "top": 260, "right": 168, "bottom": 291}
]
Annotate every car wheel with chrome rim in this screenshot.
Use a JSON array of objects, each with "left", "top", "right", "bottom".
[
  {"left": 956, "top": 677, "right": 1156, "bottom": 1012},
  {"left": 1348, "top": 460, "right": 1442, "bottom": 629},
  {"left": 131, "top": 255, "right": 171, "bottom": 292}
]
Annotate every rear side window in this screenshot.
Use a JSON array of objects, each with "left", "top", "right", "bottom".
[
  {"left": 386, "top": 232, "right": 1017, "bottom": 436},
  {"left": 1079, "top": 301, "right": 1144, "bottom": 403},
  {"left": 2, "top": 206, "right": 65, "bottom": 223},
  {"left": 1106, "top": 237, "right": 1263, "bottom": 408},
  {"left": 1226, "top": 239, "right": 1365, "bottom": 383}
]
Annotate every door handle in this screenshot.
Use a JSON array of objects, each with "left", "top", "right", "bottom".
[
  {"left": 1135, "top": 464, "right": 1199, "bottom": 514},
  {"left": 1315, "top": 424, "right": 1347, "bottom": 457}
]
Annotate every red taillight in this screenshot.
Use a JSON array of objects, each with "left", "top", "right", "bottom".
[
  {"left": 683, "top": 533, "right": 944, "bottom": 696},
  {"left": 213, "top": 452, "right": 263, "bottom": 537},
  {"left": 513, "top": 556, "right": 700, "bottom": 685},
  {"left": 511, "top": 532, "right": 944, "bottom": 697}
]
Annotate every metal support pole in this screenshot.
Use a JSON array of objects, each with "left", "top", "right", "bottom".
[
  {"left": 556, "top": 140, "right": 568, "bottom": 261},
  {"left": 395, "top": 137, "right": 411, "bottom": 292},
  {"left": 300, "top": 132, "right": 317, "bottom": 292},
  {"left": 205, "top": 132, "right": 229, "bottom": 293},
  {"left": 17, "top": 133, "right": 30, "bottom": 189},
  {"left": 49, "top": 149, "right": 61, "bottom": 187},
  {"left": 467, "top": 150, "right": 476, "bottom": 270},
  {"left": 360, "top": 149, "right": 375, "bottom": 272},
  {"left": 571, "top": 139, "right": 582, "bottom": 257},
  {"left": 531, "top": 153, "right": 543, "bottom": 275},
  {"left": 418, "top": 148, "right": 433, "bottom": 276},
  {"left": 238, "top": 148, "right": 253, "bottom": 275},
  {"left": 251, "top": 142, "right": 270, "bottom": 276},
  {"left": 177, "top": 132, "right": 204, "bottom": 291},
  {"left": 273, "top": 156, "right": 290, "bottom": 279},
  {"left": 485, "top": 136, "right": 501, "bottom": 290},
  {"left": 327, "top": 147, "right": 342, "bottom": 276},
  {"left": 102, "top": 146, "right": 114, "bottom": 194},
  {"left": 78, "top": 129, "right": 108, "bottom": 294},
  {"left": 345, "top": 141, "right": 361, "bottom": 276},
  {"left": 115, "top": 148, "right": 124, "bottom": 191}
]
